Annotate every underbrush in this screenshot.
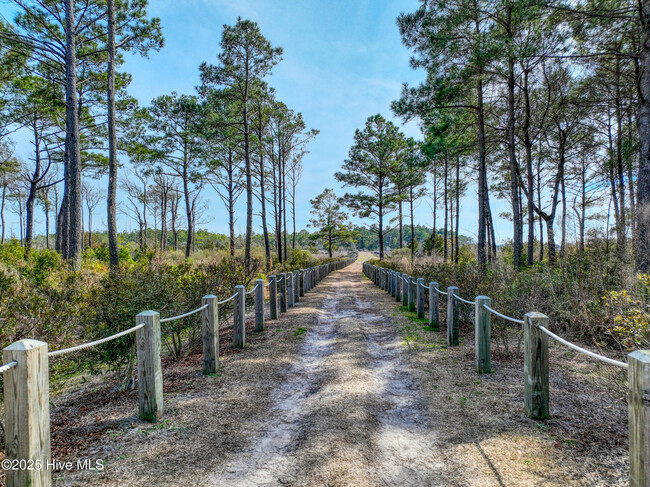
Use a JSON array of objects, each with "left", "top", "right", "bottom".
[
  {"left": 0, "top": 243, "right": 346, "bottom": 393},
  {"left": 370, "top": 243, "right": 649, "bottom": 360}
]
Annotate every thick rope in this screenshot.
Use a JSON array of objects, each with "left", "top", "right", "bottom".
[
  {"left": 483, "top": 304, "right": 524, "bottom": 325},
  {"left": 49, "top": 323, "right": 146, "bottom": 357},
  {"left": 160, "top": 304, "right": 209, "bottom": 323},
  {"left": 0, "top": 361, "right": 18, "bottom": 374},
  {"left": 218, "top": 293, "right": 238, "bottom": 305},
  {"left": 538, "top": 325, "right": 627, "bottom": 368}
]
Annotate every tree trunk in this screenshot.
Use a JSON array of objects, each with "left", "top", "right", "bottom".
[
  {"left": 507, "top": 52, "right": 522, "bottom": 271},
  {"left": 243, "top": 100, "right": 253, "bottom": 269},
  {"left": 183, "top": 170, "right": 192, "bottom": 258},
  {"left": 432, "top": 170, "right": 437, "bottom": 253},
  {"left": 455, "top": 155, "right": 460, "bottom": 264},
  {"left": 64, "top": 0, "right": 82, "bottom": 270},
  {"left": 522, "top": 68, "right": 535, "bottom": 267},
  {"left": 475, "top": 22, "right": 488, "bottom": 267},
  {"left": 398, "top": 200, "right": 404, "bottom": 248},
  {"left": 615, "top": 58, "right": 627, "bottom": 263},
  {"left": 637, "top": 3, "right": 650, "bottom": 270},
  {"left": 546, "top": 216, "right": 557, "bottom": 265},
  {"left": 24, "top": 118, "right": 41, "bottom": 256},
  {"left": 560, "top": 174, "right": 567, "bottom": 259},
  {"left": 1, "top": 177, "right": 5, "bottom": 244},
  {"left": 328, "top": 226, "right": 333, "bottom": 258},
  {"left": 537, "top": 148, "right": 544, "bottom": 262},
  {"left": 106, "top": 0, "right": 119, "bottom": 270},
  {"left": 410, "top": 186, "right": 415, "bottom": 261},
  {"left": 443, "top": 153, "right": 448, "bottom": 262},
  {"left": 378, "top": 186, "right": 384, "bottom": 260},
  {"left": 44, "top": 193, "right": 50, "bottom": 250},
  {"left": 88, "top": 207, "right": 92, "bottom": 248},
  {"left": 258, "top": 124, "right": 271, "bottom": 266}
]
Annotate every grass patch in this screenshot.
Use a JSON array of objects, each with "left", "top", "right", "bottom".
[{"left": 294, "top": 327, "right": 307, "bottom": 336}]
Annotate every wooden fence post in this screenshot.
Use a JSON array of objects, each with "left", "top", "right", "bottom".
[
  {"left": 136, "top": 310, "right": 163, "bottom": 422},
  {"left": 255, "top": 279, "right": 264, "bottom": 332},
  {"left": 402, "top": 274, "right": 409, "bottom": 307},
  {"left": 429, "top": 282, "right": 439, "bottom": 330},
  {"left": 396, "top": 272, "right": 402, "bottom": 302},
  {"left": 294, "top": 270, "right": 300, "bottom": 303},
  {"left": 3, "top": 339, "right": 51, "bottom": 487},
  {"left": 202, "top": 295, "right": 218, "bottom": 374},
  {"left": 233, "top": 285, "right": 246, "bottom": 348},
  {"left": 280, "top": 273, "right": 288, "bottom": 312},
  {"left": 408, "top": 277, "right": 416, "bottom": 312},
  {"left": 393, "top": 272, "right": 398, "bottom": 298},
  {"left": 523, "top": 312, "right": 549, "bottom": 419},
  {"left": 629, "top": 350, "right": 650, "bottom": 487},
  {"left": 417, "top": 278, "right": 425, "bottom": 318},
  {"left": 475, "top": 296, "right": 491, "bottom": 374},
  {"left": 446, "top": 287, "right": 459, "bottom": 346},
  {"left": 287, "top": 272, "right": 294, "bottom": 308},
  {"left": 300, "top": 270, "right": 305, "bottom": 297},
  {"left": 269, "top": 275, "right": 278, "bottom": 319}
]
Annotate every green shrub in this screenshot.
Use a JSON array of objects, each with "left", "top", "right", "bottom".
[{"left": 24, "top": 249, "right": 63, "bottom": 286}]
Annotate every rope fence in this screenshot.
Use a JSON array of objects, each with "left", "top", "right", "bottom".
[
  {"left": 538, "top": 325, "right": 628, "bottom": 368},
  {"left": 160, "top": 304, "right": 209, "bottom": 323},
  {"left": 3, "top": 255, "right": 356, "bottom": 487},
  {"left": 218, "top": 292, "right": 238, "bottom": 305},
  {"left": 483, "top": 304, "right": 525, "bottom": 325},
  {"left": 362, "top": 261, "right": 648, "bottom": 486},
  {"left": 49, "top": 323, "right": 147, "bottom": 357},
  {"left": 453, "top": 294, "right": 475, "bottom": 305}
]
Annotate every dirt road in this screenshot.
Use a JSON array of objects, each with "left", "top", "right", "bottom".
[{"left": 211, "top": 260, "right": 444, "bottom": 486}]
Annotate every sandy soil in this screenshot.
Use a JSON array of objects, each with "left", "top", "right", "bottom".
[{"left": 44, "top": 257, "right": 627, "bottom": 486}]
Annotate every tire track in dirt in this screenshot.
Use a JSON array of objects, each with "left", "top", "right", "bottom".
[{"left": 212, "top": 260, "right": 445, "bottom": 486}]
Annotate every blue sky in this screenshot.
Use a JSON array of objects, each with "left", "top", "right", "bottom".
[{"left": 3, "top": 0, "right": 518, "bottom": 243}]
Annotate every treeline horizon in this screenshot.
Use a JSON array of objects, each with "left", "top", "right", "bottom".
[{"left": 7, "top": 223, "right": 471, "bottom": 255}]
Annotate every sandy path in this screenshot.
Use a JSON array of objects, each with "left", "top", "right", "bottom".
[{"left": 211, "top": 260, "right": 445, "bottom": 486}]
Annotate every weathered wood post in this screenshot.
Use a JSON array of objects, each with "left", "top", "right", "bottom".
[
  {"left": 523, "top": 312, "right": 549, "bottom": 419},
  {"left": 255, "top": 279, "right": 264, "bottom": 332},
  {"left": 446, "top": 287, "right": 459, "bottom": 346},
  {"left": 280, "top": 274, "right": 288, "bottom": 312},
  {"left": 408, "top": 277, "right": 416, "bottom": 312},
  {"left": 402, "top": 274, "right": 409, "bottom": 307},
  {"left": 395, "top": 272, "right": 402, "bottom": 302},
  {"left": 3, "top": 339, "right": 51, "bottom": 487},
  {"left": 233, "top": 285, "right": 246, "bottom": 348},
  {"left": 287, "top": 272, "right": 294, "bottom": 308},
  {"left": 136, "top": 310, "right": 163, "bottom": 422},
  {"left": 202, "top": 295, "right": 218, "bottom": 374},
  {"left": 429, "top": 282, "right": 439, "bottom": 330},
  {"left": 417, "top": 278, "right": 425, "bottom": 318},
  {"left": 474, "top": 296, "right": 491, "bottom": 374},
  {"left": 629, "top": 350, "right": 650, "bottom": 487},
  {"left": 393, "top": 272, "right": 398, "bottom": 297},
  {"left": 300, "top": 270, "right": 305, "bottom": 297},
  {"left": 269, "top": 275, "right": 278, "bottom": 319},
  {"left": 294, "top": 270, "right": 300, "bottom": 303}
]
